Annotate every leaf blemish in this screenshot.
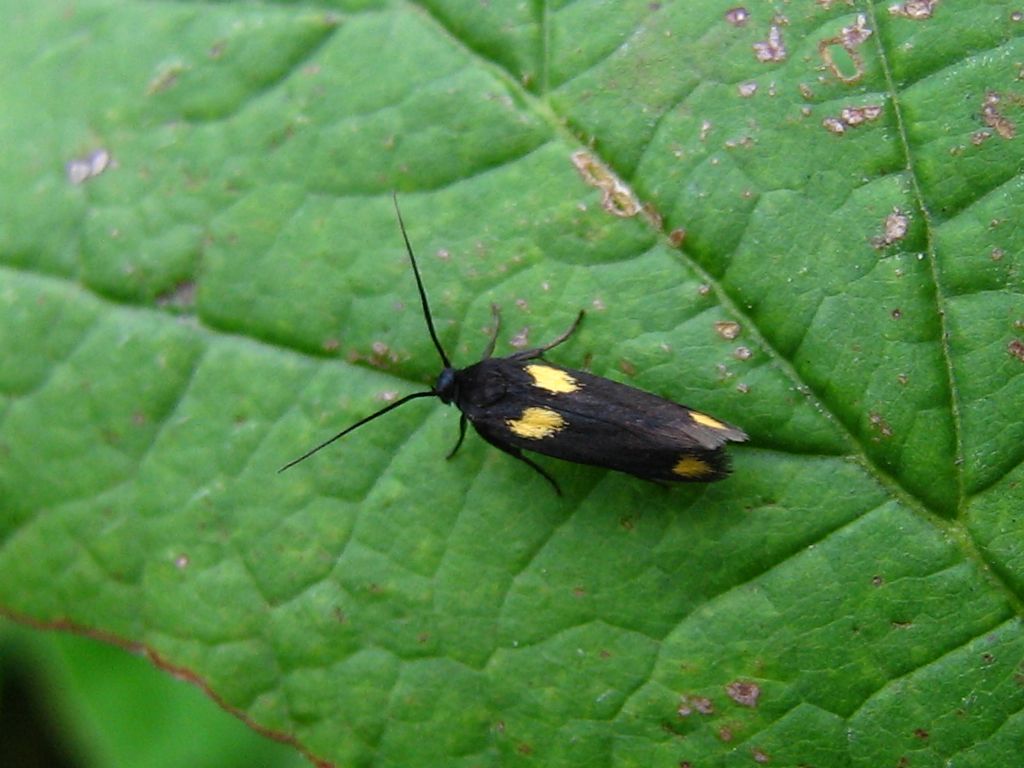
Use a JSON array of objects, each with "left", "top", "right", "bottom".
[
  {"left": 677, "top": 694, "right": 715, "bottom": 717},
  {"left": 889, "top": 0, "right": 939, "bottom": 20},
  {"left": 753, "top": 20, "right": 787, "bottom": 63},
  {"left": 66, "top": 148, "right": 113, "bottom": 185},
  {"left": 868, "top": 411, "right": 894, "bottom": 438},
  {"left": 726, "top": 680, "right": 760, "bottom": 707},
  {"left": 724, "top": 7, "right": 749, "bottom": 26},
  {"left": 147, "top": 59, "right": 188, "bottom": 94},
  {"left": 981, "top": 91, "right": 1018, "bottom": 140},
  {"left": 818, "top": 14, "right": 872, "bottom": 84},
  {"left": 1008, "top": 339, "right": 1024, "bottom": 363},
  {"left": 715, "top": 321, "right": 742, "bottom": 340},
  {"left": 571, "top": 150, "right": 641, "bottom": 217},
  {"left": 871, "top": 208, "right": 909, "bottom": 248},
  {"left": 822, "top": 104, "right": 884, "bottom": 136},
  {"left": 509, "top": 327, "right": 530, "bottom": 349}
]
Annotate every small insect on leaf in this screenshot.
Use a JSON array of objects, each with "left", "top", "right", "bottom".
[{"left": 280, "top": 194, "right": 748, "bottom": 494}]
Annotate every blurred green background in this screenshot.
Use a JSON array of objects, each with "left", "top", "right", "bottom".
[{"left": 0, "top": 621, "right": 306, "bottom": 768}]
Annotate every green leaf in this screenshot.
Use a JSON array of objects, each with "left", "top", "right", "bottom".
[{"left": 2, "top": 2, "right": 1023, "bottom": 767}]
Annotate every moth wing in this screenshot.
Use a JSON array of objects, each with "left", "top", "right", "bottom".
[
  {"left": 542, "top": 365, "right": 747, "bottom": 449},
  {"left": 454, "top": 359, "right": 745, "bottom": 482}
]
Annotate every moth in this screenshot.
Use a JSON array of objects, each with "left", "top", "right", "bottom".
[{"left": 281, "top": 195, "right": 747, "bottom": 493}]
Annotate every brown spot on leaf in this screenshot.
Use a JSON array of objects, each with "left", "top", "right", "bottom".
[
  {"left": 844, "top": 105, "right": 884, "bottom": 125},
  {"left": 368, "top": 341, "right": 399, "bottom": 368},
  {"left": 869, "top": 411, "right": 894, "bottom": 437},
  {"left": 823, "top": 104, "right": 883, "bottom": 136},
  {"left": 678, "top": 694, "right": 715, "bottom": 717},
  {"left": 982, "top": 91, "right": 1018, "bottom": 139},
  {"left": 753, "top": 21, "right": 787, "bottom": 62},
  {"left": 147, "top": 60, "right": 188, "bottom": 94},
  {"left": 715, "top": 321, "right": 742, "bottom": 340},
  {"left": 818, "top": 14, "right": 872, "bottom": 84},
  {"left": 872, "top": 208, "right": 910, "bottom": 248},
  {"left": 725, "top": 7, "right": 750, "bottom": 26},
  {"left": 571, "top": 151, "right": 642, "bottom": 217},
  {"left": 726, "top": 680, "right": 760, "bottom": 707},
  {"left": 509, "top": 327, "right": 530, "bottom": 349},
  {"left": 642, "top": 201, "right": 664, "bottom": 228},
  {"left": 889, "top": 0, "right": 939, "bottom": 19},
  {"left": 822, "top": 116, "right": 848, "bottom": 135},
  {"left": 66, "top": 148, "right": 113, "bottom": 185}
]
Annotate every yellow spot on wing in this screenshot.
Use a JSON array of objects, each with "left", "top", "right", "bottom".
[
  {"left": 525, "top": 364, "right": 580, "bottom": 394},
  {"left": 690, "top": 411, "right": 728, "bottom": 430},
  {"left": 506, "top": 407, "right": 566, "bottom": 439},
  {"left": 672, "top": 455, "right": 713, "bottom": 478}
]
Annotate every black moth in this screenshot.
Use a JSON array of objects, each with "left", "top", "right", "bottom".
[{"left": 280, "top": 195, "right": 747, "bottom": 494}]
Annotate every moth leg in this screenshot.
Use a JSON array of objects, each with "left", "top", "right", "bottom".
[
  {"left": 446, "top": 414, "right": 469, "bottom": 459},
  {"left": 480, "top": 303, "right": 501, "bottom": 360},
  {"left": 512, "top": 310, "right": 585, "bottom": 361},
  {"left": 477, "top": 430, "right": 562, "bottom": 496}
]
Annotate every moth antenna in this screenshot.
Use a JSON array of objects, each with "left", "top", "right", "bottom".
[
  {"left": 392, "top": 192, "right": 452, "bottom": 369},
  {"left": 278, "top": 390, "right": 436, "bottom": 472}
]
